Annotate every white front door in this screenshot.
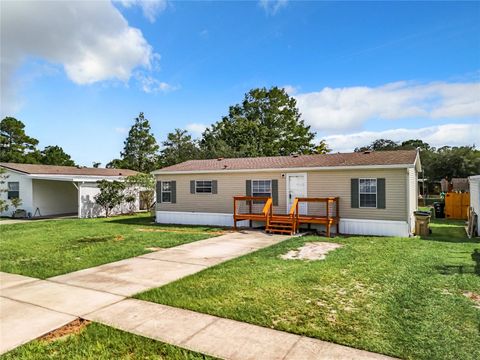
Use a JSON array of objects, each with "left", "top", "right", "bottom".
[{"left": 287, "top": 174, "right": 307, "bottom": 215}]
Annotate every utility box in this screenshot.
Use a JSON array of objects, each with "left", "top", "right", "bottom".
[{"left": 414, "top": 211, "right": 431, "bottom": 237}]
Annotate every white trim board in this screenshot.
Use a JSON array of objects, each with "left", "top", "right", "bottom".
[
  {"left": 152, "top": 163, "right": 415, "bottom": 175},
  {"left": 339, "top": 218, "right": 410, "bottom": 237},
  {"left": 156, "top": 211, "right": 248, "bottom": 227}
]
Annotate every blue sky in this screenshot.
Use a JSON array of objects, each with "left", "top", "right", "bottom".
[{"left": 2, "top": 0, "right": 479, "bottom": 166}]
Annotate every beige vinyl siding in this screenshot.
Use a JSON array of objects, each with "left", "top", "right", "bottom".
[
  {"left": 156, "top": 168, "right": 408, "bottom": 221},
  {"left": 306, "top": 169, "right": 407, "bottom": 221},
  {"left": 156, "top": 172, "right": 286, "bottom": 214}
]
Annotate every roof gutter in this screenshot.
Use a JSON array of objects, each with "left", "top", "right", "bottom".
[{"left": 151, "top": 163, "right": 415, "bottom": 175}]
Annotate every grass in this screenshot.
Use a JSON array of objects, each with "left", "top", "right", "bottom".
[
  {"left": 136, "top": 219, "right": 480, "bottom": 360},
  {"left": 0, "top": 322, "right": 213, "bottom": 360},
  {"left": 0, "top": 213, "right": 221, "bottom": 278}
]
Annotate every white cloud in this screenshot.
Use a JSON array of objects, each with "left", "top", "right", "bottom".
[
  {"left": 295, "top": 81, "right": 480, "bottom": 132},
  {"left": 282, "top": 85, "right": 299, "bottom": 95},
  {"left": 259, "top": 0, "right": 288, "bottom": 15},
  {"left": 1, "top": 0, "right": 157, "bottom": 115},
  {"left": 323, "top": 123, "right": 480, "bottom": 153},
  {"left": 186, "top": 123, "right": 208, "bottom": 138},
  {"left": 135, "top": 72, "right": 177, "bottom": 93},
  {"left": 116, "top": 0, "right": 167, "bottom": 23}
]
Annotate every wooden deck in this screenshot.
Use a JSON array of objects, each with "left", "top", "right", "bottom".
[{"left": 233, "top": 196, "right": 340, "bottom": 237}]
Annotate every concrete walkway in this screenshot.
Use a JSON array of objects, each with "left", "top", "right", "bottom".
[
  {"left": 85, "top": 298, "right": 394, "bottom": 360},
  {"left": 0, "top": 231, "right": 288, "bottom": 353},
  {"left": 1, "top": 230, "right": 394, "bottom": 359}
]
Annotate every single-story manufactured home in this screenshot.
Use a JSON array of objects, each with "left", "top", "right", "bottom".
[
  {"left": 0, "top": 163, "right": 139, "bottom": 218},
  {"left": 152, "top": 150, "right": 421, "bottom": 237}
]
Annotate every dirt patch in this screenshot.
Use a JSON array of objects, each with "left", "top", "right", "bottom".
[
  {"left": 137, "top": 228, "right": 225, "bottom": 235},
  {"left": 280, "top": 242, "right": 343, "bottom": 261},
  {"left": 114, "top": 235, "right": 124, "bottom": 241},
  {"left": 463, "top": 291, "right": 480, "bottom": 309},
  {"left": 145, "top": 247, "right": 163, "bottom": 251},
  {"left": 76, "top": 235, "right": 113, "bottom": 243},
  {"left": 40, "top": 319, "right": 90, "bottom": 342}
]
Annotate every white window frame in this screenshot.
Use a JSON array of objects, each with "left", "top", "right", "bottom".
[
  {"left": 195, "top": 180, "right": 213, "bottom": 194},
  {"left": 359, "top": 178, "right": 377, "bottom": 208},
  {"left": 161, "top": 181, "right": 172, "bottom": 203},
  {"left": 252, "top": 179, "right": 272, "bottom": 198},
  {"left": 7, "top": 182, "right": 19, "bottom": 200}
]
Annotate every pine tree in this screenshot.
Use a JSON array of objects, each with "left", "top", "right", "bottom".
[{"left": 119, "top": 112, "right": 160, "bottom": 172}]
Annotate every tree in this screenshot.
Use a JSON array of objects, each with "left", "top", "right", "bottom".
[
  {"left": 118, "top": 112, "right": 160, "bottom": 172},
  {"left": 429, "top": 146, "right": 480, "bottom": 180},
  {"left": 313, "top": 139, "right": 331, "bottom": 154},
  {"left": 94, "top": 180, "right": 126, "bottom": 217},
  {"left": 200, "top": 87, "right": 317, "bottom": 158},
  {"left": 40, "top": 145, "right": 76, "bottom": 166},
  {"left": 106, "top": 159, "right": 127, "bottom": 169},
  {"left": 0, "top": 117, "right": 40, "bottom": 163},
  {"left": 125, "top": 173, "right": 156, "bottom": 210},
  {"left": 354, "top": 139, "right": 399, "bottom": 152},
  {"left": 92, "top": 162, "right": 101, "bottom": 168},
  {"left": 353, "top": 138, "right": 480, "bottom": 187},
  {"left": 159, "top": 129, "right": 200, "bottom": 167},
  {"left": 10, "top": 197, "right": 22, "bottom": 215}
]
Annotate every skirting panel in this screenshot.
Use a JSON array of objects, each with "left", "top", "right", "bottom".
[
  {"left": 156, "top": 211, "right": 249, "bottom": 227},
  {"left": 340, "top": 218, "right": 410, "bottom": 237}
]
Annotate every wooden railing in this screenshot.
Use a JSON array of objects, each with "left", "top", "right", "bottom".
[
  {"left": 295, "top": 197, "right": 340, "bottom": 237},
  {"left": 233, "top": 196, "right": 271, "bottom": 230},
  {"left": 288, "top": 198, "right": 299, "bottom": 233}
]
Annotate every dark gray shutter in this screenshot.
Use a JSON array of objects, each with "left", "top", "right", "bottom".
[
  {"left": 171, "top": 181, "right": 177, "bottom": 204},
  {"left": 377, "top": 178, "right": 386, "bottom": 209},
  {"left": 351, "top": 178, "right": 359, "bottom": 208},
  {"left": 246, "top": 180, "right": 252, "bottom": 196},
  {"left": 190, "top": 180, "right": 195, "bottom": 194},
  {"left": 212, "top": 180, "right": 218, "bottom": 194},
  {"left": 271, "top": 179, "right": 278, "bottom": 206},
  {"left": 156, "top": 181, "right": 162, "bottom": 203}
]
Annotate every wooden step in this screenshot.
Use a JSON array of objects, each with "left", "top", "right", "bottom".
[
  {"left": 268, "top": 224, "right": 293, "bottom": 229},
  {"left": 266, "top": 228, "right": 294, "bottom": 234}
]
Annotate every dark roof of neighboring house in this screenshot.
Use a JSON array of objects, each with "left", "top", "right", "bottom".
[
  {"left": 154, "top": 150, "right": 418, "bottom": 173},
  {"left": 0, "top": 163, "right": 138, "bottom": 177}
]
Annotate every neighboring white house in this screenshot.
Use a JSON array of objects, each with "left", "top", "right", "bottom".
[
  {"left": 469, "top": 175, "right": 480, "bottom": 237},
  {"left": 0, "top": 163, "right": 140, "bottom": 218}
]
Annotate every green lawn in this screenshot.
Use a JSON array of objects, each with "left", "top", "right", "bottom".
[
  {"left": 136, "top": 220, "right": 480, "bottom": 360},
  {"left": 0, "top": 322, "right": 213, "bottom": 360},
  {"left": 0, "top": 214, "right": 221, "bottom": 278}
]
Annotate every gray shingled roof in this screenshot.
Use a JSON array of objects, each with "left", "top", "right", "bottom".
[
  {"left": 0, "top": 163, "right": 138, "bottom": 177},
  {"left": 154, "top": 150, "right": 418, "bottom": 173}
]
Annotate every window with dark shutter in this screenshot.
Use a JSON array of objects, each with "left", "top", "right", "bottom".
[
  {"left": 377, "top": 178, "right": 386, "bottom": 209},
  {"left": 161, "top": 181, "right": 172, "bottom": 203},
  {"left": 195, "top": 180, "right": 213, "bottom": 193},
  {"left": 351, "top": 179, "right": 359, "bottom": 208},
  {"left": 156, "top": 181, "right": 162, "bottom": 203},
  {"left": 359, "top": 178, "right": 377, "bottom": 208}
]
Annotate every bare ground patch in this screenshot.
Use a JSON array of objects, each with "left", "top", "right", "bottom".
[
  {"left": 40, "top": 319, "right": 90, "bottom": 343},
  {"left": 463, "top": 291, "right": 480, "bottom": 309},
  {"left": 280, "top": 242, "right": 343, "bottom": 261}
]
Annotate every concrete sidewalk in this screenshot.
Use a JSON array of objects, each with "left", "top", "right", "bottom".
[
  {"left": 0, "top": 231, "right": 289, "bottom": 354},
  {"left": 86, "top": 298, "right": 395, "bottom": 360}
]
